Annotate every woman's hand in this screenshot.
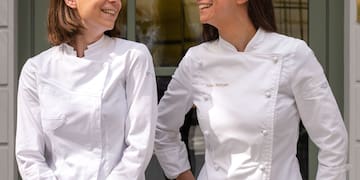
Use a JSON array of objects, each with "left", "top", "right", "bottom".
[{"left": 176, "top": 170, "right": 195, "bottom": 180}]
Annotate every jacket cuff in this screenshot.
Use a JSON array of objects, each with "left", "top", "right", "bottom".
[
  {"left": 155, "top": 145, "right": 191, "bottom": 179},
  {"left": 316, "top": 164, "right": 350, "bottom": 179}
]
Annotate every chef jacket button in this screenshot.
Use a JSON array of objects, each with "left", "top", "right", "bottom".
[
  {"left": 265, "top": 91, "right": 271, "bottom": 98},
  {"left": 259, "top": 164, "right": 266, "bottom": 172},
  {"left": 272, "top": 56, "right": 279, "bottom": 63},
  {"left": 261, "top": 130, "right": 268, "bottom": 136}
]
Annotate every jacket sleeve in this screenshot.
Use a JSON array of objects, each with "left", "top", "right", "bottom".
[
  {"left": 16, "top": 60, "right": 57, "bottom": 180},
  {"left": 291, "top": 41, "right": 348, "bottom": 180},
  {"left": 154, "top": 54, "right": 194, "bottom": 179},
  {"left": 106, "top": 45, "right": 157, "bottom": 180}
]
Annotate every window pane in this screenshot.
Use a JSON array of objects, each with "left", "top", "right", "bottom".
[
  {"left": 136, "top": 0, "right": 202, "bottom": 67},
  {"left": 134, "top": 0, "right": 309, "bottom": 67},
  {"left": 274, "top": 0, "right": 309, "bottom": 42}
]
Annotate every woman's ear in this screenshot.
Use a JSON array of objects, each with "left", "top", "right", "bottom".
[{"left": 64, "top": 0, "right": 77, "bottom": 9}]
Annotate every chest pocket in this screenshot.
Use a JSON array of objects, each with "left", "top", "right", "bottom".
[{"left": 38, "top": 81, "right": 100, "bottom": 132}]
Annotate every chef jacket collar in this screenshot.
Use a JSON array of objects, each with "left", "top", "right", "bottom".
[
  {"left": 218, "top": 28, "right": 265, "bottom": 52},
  {"left": 62, "top": 34, "right": 109, "bottom": 58}
]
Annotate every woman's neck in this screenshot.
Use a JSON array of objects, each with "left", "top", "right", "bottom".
[
  {"left": 218, "top": 20, "right": 256, "bottom": 52},
  {"left": 216, "top": 6, "right": 257, "bottom": 52},
  {"left": 71, "top": 31, "right": 103, "bottom": 58}
]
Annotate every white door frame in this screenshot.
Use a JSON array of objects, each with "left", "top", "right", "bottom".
[
  {"left": 344, "top": 0, "right": 359, "bottom": 180},
  {"left": 0, "top": 0, "right": 18, "bottom": 179}
]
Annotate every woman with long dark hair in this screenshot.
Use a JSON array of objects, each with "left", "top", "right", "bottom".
[
  {"left": 15, "top": 0, "right": 157, "bottom": 179},
  {"left": 154, "top": 0, "right": 347, "bottom": 179}
]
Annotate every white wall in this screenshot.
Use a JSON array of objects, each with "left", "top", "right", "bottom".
[
  {"left": 344, "top": 0, "right": 360, "bottom": 180},
  {"left": 0, "top": 0, "right": 17, "bottom": 179}
]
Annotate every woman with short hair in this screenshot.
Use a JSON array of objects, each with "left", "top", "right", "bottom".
[{"left": 16, "top": 0, "right": 157, "bottom": 179}]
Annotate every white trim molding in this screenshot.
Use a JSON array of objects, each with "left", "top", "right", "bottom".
[
  {"left": 0, "top": 0, "right": 17, "bottom": 179},
  {"left": 344, "top": 0, "right": 360, "bottom": 179}
]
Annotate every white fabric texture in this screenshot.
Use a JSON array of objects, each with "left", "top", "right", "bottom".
[
  {"left": 154, "top": 28, "right": 348, "bottom": 180},
  {"left": 16, "top": 35, "right": 157, "bottom": 180}
]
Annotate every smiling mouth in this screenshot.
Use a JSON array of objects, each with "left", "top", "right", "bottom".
[
  {"left": 199, "top": 3, "right": 213, "bottom": 10},
  {"left": 101, "top": 9, "right": 117, "bottom": 16}
]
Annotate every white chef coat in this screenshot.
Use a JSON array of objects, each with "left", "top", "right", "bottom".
[
  {"left": 154, "top": 28, "right": 348, "bottom": 180},
  {"left": 16, "top": 35, "right": 157, "bottom": 180}
]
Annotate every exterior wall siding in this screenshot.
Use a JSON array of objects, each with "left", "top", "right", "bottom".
[
  {"left": 0, "top": 91, "right": 8, "bottom": 143},
  {"left": 0, "top": 0, "right": 8, "bottom": 26},
  {"left": 0, "top": 31, "right": 8, "bottom": 85},
  {"left": 0, "top": 0, "right": 17, "bottom": 179}
]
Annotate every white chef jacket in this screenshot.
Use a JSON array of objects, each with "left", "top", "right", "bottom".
[
  {"left": 16, "top": 35, "right": 157, "bottom": 180},
  {"left": 154, "top": 28, "right": 348, "bottom": 180}
]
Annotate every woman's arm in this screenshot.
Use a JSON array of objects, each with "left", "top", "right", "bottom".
[
  {"left": 155, "top": 54, "right": 195, "bottom": 179},
  {"left": 291, "top": 41, "right": 348, "bottom": 180},
  {"left": 106, "top": 45, "right": 157, "bottom": 180},
  {"left": 16, "top": 60, "right": 57, "bottom": 179}
]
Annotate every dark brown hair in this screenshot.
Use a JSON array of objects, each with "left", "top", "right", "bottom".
[
  {"left": 47, "top": 0, "right": 122, "bottom": 46},
  {"left": 202, "top": 0, "right": 277, "bottom": 42}
]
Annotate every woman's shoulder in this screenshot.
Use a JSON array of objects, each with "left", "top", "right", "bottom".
[
  {"left": 184, "top": 41, "right": 213, "bottom": 58},
  {"left": 260, "top": 31, "right": 310, "bottom": 55},
  {"left": 32, "top": 46, "right": 61, "bottom": 60},
  {"left": 19, "top": 46, "right": 61, "bottom": 82},
  {"left": 24, "top": 46, "right": 62, "bottom": 68},
  {"left": 269, "top": 32, "right": 312, "bottom": 56},
  {"left": 266, "top": 32, "right": 319, "bottom": 75},
  {"left": 106, "top": 37, "right": 152, "bottom": 62},
  {"left": 110, "top": 37, "right": 150, "bottom": 53},
  {"left": 108, "top": 37, "right": 153, "bottom": 66}
]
